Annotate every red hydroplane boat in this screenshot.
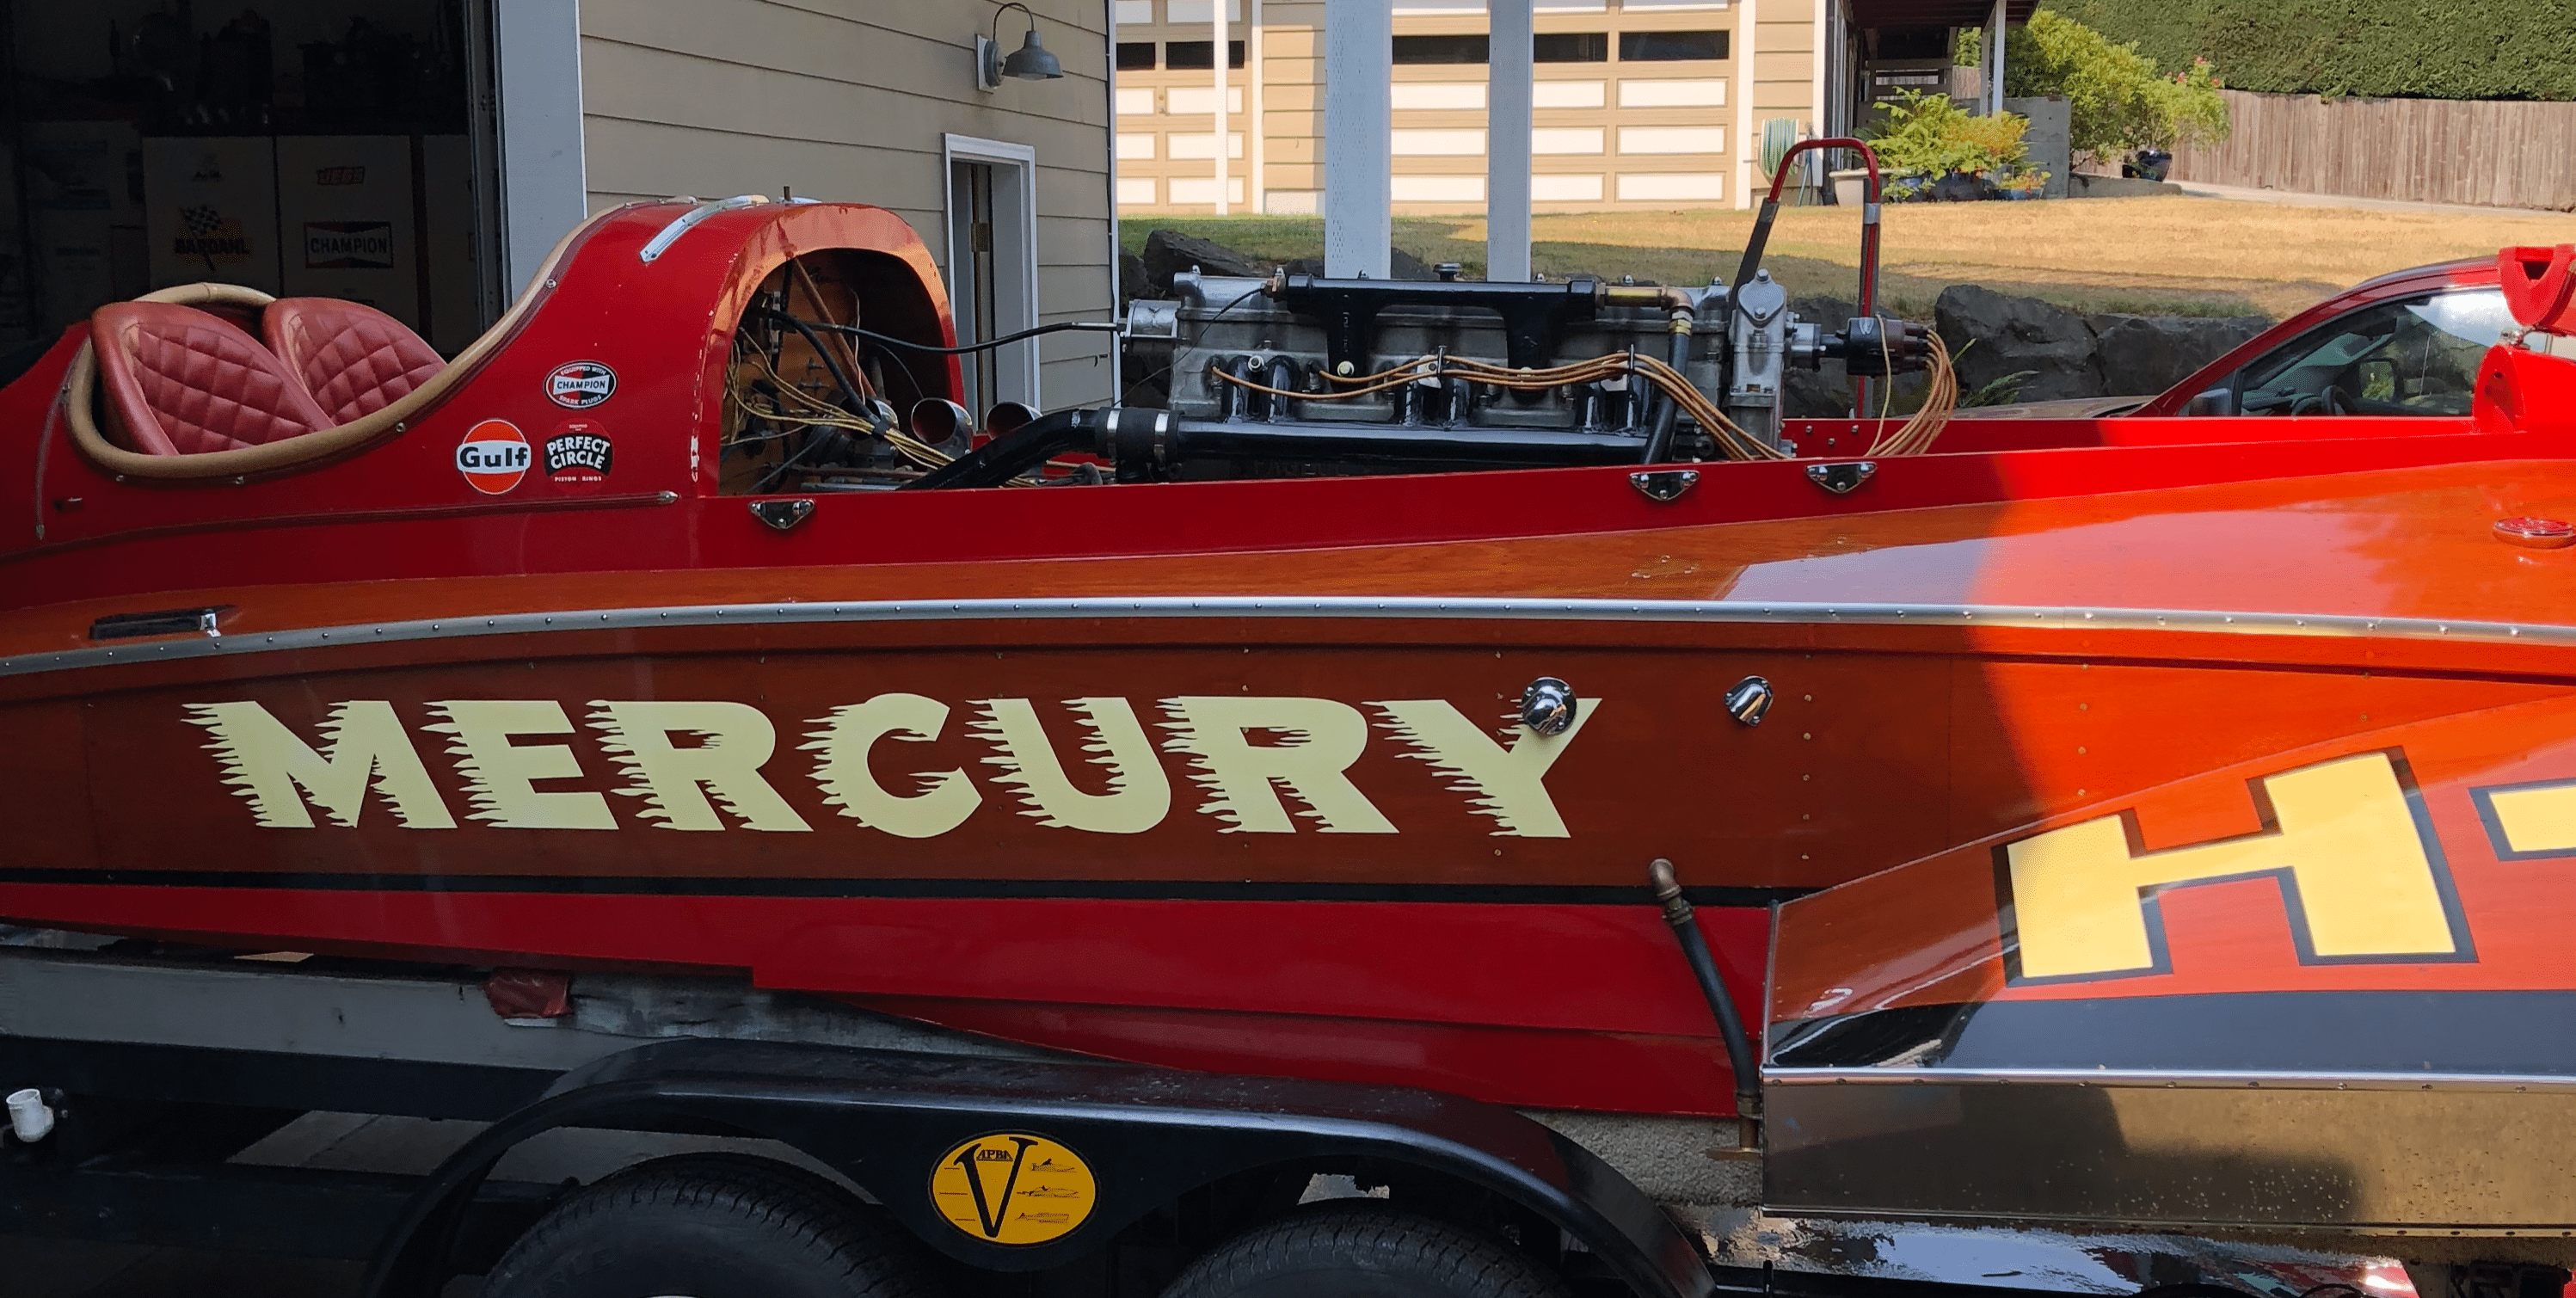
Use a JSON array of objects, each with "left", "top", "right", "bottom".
[{"left": 6, "top": 194, "right": 2576, "bottom": 1176}]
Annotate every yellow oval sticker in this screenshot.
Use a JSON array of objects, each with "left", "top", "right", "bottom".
[{"left": 929, "top": 1133, "right": 1097, "bottom": 1246}]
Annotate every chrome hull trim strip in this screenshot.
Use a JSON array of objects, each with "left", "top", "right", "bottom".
[
  {"left": 6, "top": 595, "right": 2570, "bottom": 680},
  {"left": 1768, "top": 1066, "right": 2576, "bottom": 1093}
]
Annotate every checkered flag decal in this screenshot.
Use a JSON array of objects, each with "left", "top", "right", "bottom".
[{"left": 181, "top": 205, "right": 224, "bottom": 236}]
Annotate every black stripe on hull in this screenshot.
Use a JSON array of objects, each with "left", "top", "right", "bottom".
[{"left": 1773, "top": 988, "right": 2576, "bottom": 1075}]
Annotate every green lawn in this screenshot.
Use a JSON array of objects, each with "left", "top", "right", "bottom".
[{"left": 1123, "top": 197, "right": 2573, "bottom": 320}]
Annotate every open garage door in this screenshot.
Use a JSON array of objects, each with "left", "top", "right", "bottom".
[{"left": 0, "top": 0, "right": 504, "bottom": 356}]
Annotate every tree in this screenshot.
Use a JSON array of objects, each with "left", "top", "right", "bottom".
[{"left": 1963, "top": 10, "right": 2232, "bottom": 163}]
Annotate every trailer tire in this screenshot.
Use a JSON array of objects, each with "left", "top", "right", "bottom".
[
  {"left": 1162, "top": 1202, "right": 1571, "bottom": 1298},
  {"left": 477, "top": 1152, "right": 938, "bottom": 1298}
]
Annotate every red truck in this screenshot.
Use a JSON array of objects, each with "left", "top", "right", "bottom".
[{"left": 1962, "top": 256, "right": 2516, "bottom": 420}]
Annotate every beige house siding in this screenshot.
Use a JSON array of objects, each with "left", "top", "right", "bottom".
[
  {"left": 577, "top": 0, "right": 1117, "bottom": 406},
  {"left": 1121, "top": 0, "right": 1757, "bottom": 216},
  {"left": 1748, "top": 0, "right": 1817, "bottom": 203}
]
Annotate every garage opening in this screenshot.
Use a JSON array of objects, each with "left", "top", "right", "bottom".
[{"left": 2, "top": 0, "right": 503, "bottom": 357}]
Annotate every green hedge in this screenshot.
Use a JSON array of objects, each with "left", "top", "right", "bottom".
[{"left": 2050, "top": 1, "right": 2576, "bottom": 102}]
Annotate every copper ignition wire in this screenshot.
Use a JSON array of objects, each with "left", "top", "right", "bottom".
[
  {"left": 1211, "top": 331, "right": 1963, "bottom": 463},
  {"left": 730, "top": 348, "right": 1091, "bottom": 483},
  {"left": 729, "top": 349, "right": 953, "bottom": 469},
  {"left": 1866, "top": 330, "right": 1956, "bottom": 458},
  {"left": 1213, "top": 353, "right": 1789, "bottom": 461}
]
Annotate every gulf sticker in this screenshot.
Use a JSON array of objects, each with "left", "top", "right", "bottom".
[
  {"left": 930, "top": 1133, "right": 1097, "bottom": 1246},
  {"left": 456, "top": 420, "right": 531, "bottom": 495}
]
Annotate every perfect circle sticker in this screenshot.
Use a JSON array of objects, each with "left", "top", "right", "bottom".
[
  {"left": 456, "top": 419, "right": 531, "bottom": 495},
  {"left": 929, "top": 1133, "right": 1097, "bottom": 1246}
]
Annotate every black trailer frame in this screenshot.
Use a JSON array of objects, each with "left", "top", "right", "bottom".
[{"left": 0, "top": 944, "right": 1721, "bottom": 1298}]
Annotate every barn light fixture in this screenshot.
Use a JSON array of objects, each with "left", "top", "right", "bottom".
[{"left": 977, "top": 3, "right": 1064, "bottom": 90}]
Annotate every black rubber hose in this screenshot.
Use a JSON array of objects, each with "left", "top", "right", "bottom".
[
  {"left": 1638, "top": 324, "right": 1691, "bottom": 464},
  {"left": 901, "top": 409, "right": 1097, "bottom": 489},
  {"left": 1728, "top": 195, "right": 1782, "bottom": 318},
  {"left": 759, "top": 309, "right": 874, "bottom": 413},
  {"left": 1159, "top": 417, "right": 1648, "bottom": 467},
  {"left": 1649, "top": 858, "right": 1762, "bottom": 1121},
  {"left": 799, "top": 316, "right": 1122, "bottom": 356}
]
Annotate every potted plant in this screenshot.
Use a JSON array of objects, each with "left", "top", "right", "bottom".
[
  {"left": 1861, "top": 90, "right": 2032, "bottom": 200},
  {"left": 1879, "top": 172, "right": 1933, "bottom": 203},
  {"left": 1998, "top": 170, "right": 2049, "bottom": 200}
]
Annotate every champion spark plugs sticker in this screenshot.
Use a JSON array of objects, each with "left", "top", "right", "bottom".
[
  {"left": 546, "top": 360, "right": 617, "bottom": 409},
  {"left": 456, "top": 420, "right": 531, "bottom": 494}
]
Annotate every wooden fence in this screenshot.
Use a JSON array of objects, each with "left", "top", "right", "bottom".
[{"left": 2168, "top": 89, "right": 2576, "bottom": 211}]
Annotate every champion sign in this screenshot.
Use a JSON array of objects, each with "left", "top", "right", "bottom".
[
  {"left": 456, "top": 420, "right": 532, "bottom": 495},
  {"left": 304, "top": 221, "right": 394, "bottom": 269},
  {"left": 546, "top": 361, "right": 617, "bottom": 409}
]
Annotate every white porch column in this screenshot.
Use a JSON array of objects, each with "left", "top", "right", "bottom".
[
  {"left": 1248, "top": 0, "right": 1266, "bottom": 213},
  {"left": 1987, "top": 0, "right": 2007, "bottom": 114},
  {"left": 1322, "top": 0, "right": 1392, "bottom": 278},
  {"left": 1214, "top": 0, "right": 1230, "bottom": 214},
  {"left": 1487, "top": 0, "right": 1534, "bottom": 282}
]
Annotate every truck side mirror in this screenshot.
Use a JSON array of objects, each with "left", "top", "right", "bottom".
[{"left": 2358, "top": 359, "right": 2398, "bottom": 403}]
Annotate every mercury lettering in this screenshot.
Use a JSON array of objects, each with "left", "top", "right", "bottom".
[{"left": 188, "top": 695, "right": 1598, "bottom": 836}]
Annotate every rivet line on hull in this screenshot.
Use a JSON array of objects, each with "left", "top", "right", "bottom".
[
  {"left": 3, "top": 596, "right": 2566, "bottom": 680},
  {"left": 1769, "top": 1066, "right": 2576, "bottom": 1094}
]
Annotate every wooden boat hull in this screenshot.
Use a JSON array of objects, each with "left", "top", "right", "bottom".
[{"left": 9, "top": 538, "right": 2574, "bottom": 1116}]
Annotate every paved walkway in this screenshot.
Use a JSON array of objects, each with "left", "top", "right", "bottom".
[{"left": 2167, "top": 178, "right": 2566, "bottom": 218}]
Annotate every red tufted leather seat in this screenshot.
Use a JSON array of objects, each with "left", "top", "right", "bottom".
[
  {"left": 263, "top": 298, "right": 446, "bottom": 424},
  {"left": 90, "top": 303, "right": 335, "bottom": 457}
]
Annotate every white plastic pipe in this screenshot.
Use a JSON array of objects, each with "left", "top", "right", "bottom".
[{"left": 7, "top": 1087, "right": 53, "bottom": 1142}]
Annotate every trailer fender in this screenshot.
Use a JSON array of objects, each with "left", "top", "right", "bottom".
[{"left": 360, "top": 1037, "right": 1716, "bottom": 1298}]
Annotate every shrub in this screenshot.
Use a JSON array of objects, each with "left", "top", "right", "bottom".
[
  {"left": 1983, "top": 11, "right": 2231, "bottom": 162},
  {"left": 1863, "top": 90, "right": 2030, "bottom": 179}
]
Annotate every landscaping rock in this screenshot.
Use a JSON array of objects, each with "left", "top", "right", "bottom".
[
  {"left": 1139, "top": 229, "right": 1268, "bottom": 293},
  {"left": 1935, "top": 284, "right": 2274, "bottom": 403},
  {"left": 1284, "top": 249, "right": 1440, "bottom": 281},
  {"left": 2088, "top": 312, "right": 2270, "bottom": 398},
  {"left": 1936, "top": 285, "right": 2101, "bottom": 402},
  {"left": 1118, "top": 250, "right": 1153, "bottom": 306}
]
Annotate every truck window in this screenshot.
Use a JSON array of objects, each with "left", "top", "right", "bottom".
[{"left": 2235, "top": 288, "right": 2512, "bottom": 416}]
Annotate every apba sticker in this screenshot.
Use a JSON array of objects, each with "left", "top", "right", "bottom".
[
  {"left": 456, "top": 420, "right": 530, "bottom": 495},
  {"left": 546, "top": 361, "right": 616, "bottom": 409}
]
